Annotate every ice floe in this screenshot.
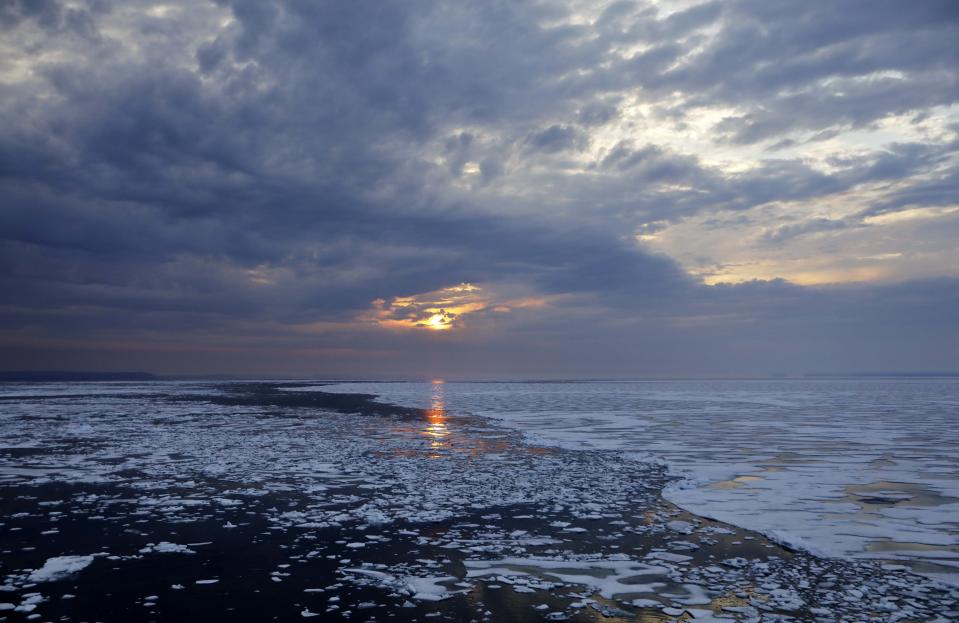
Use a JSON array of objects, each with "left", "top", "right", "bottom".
[{"left": 27, "top": 555, "right": 94, "bottom": 583}]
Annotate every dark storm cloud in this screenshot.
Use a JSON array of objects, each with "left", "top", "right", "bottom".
[{"left": 1, "top": 0, "right": 957, "bottom": 375}]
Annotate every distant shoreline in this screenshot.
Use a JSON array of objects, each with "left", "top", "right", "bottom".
[
  {"left": 0, "top": 371, "right": 157, "bottom": 382},
  {"left": 2, "top": 371, "right": 958, "bottom": 383}
]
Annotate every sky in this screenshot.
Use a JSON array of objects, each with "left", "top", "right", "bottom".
[{"left": 1, "top": 0, "right": 958, "bottom": 379}]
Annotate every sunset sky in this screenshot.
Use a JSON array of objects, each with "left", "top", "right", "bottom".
[{"left": 1, "top": 0, "right": 958, "bottom": 378}]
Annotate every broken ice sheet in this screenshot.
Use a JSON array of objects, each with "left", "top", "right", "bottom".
[{"left": 2, "top": 380, "right": 958, "bottom": 623}]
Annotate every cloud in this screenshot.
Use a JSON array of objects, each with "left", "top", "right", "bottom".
[
  {"left": 761, "top": 218, "right": 852, "bottom": 245},
  {"left": 526, "top": 124, "right": 587, "bottom": 153},
  {"left": 0, "top": 0, "right": 957, "bottom": 376}
]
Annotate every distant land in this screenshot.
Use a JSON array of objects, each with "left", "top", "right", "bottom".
[
  {"left": 0, "top": 371, "right": 158, "bottom": 382},
  {"left": 1, "top": 371, "right": 958, "bottom": 383},
  {"left": 803, "top": 372, "right": 959, "bottom": 378}
]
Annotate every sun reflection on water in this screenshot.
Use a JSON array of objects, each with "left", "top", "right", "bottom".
[
  {"left": 381, "top": 379, "right": 551, "bottom": 460},
  {"left": 425, "top": 379, "right": 449, "bottom": 454}
]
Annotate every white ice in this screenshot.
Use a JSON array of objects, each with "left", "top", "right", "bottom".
[
  {"left": 321, "top": 379, "right": 959, "bottom": 586},
  {"left": 27, "top": 555, "right": 94, "bottom": 583}
]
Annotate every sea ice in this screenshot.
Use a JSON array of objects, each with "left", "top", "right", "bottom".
[
  {"left": 138, "top": 542, "right": 196, "bottom": 555},
  {"left": 27, "top": 555, "right": 94, "bottom": 583},
  {"left": 322, "top": 379, "right": 959, "bottom": 586}
]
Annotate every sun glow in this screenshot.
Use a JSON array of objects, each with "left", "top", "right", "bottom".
[
  {"left": 425, "top": 313, "right": 453, "bottom": 331},
  {"left": 362, "top": 283, "right": 554, "bottom": 332}
]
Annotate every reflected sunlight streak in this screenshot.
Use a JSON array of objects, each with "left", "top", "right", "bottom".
[{"left": 425, "top": 379, "right": 449, "bottom": 453}]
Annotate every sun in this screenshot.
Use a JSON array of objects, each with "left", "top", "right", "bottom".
[
  {"left": 364, "top": 282, "right": 555, "bottom": 332},
  {"left": 425, "top": 313, "right": 452, "bottom": 330}
]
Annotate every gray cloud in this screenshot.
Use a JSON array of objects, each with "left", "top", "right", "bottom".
[
  {"left": 0, "top": 0, "right": 957, "bottom": 376},
  {"left": 761, "top": 218, "right": 852, "bottom": 245},
  {"left": 526, "top": 125, "right": 588, "bottom": 153}
]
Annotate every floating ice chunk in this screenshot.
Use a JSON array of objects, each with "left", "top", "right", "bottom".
[
  {"left": 354, "top": 504, "right": 391, "bottom": 526},
  {"left": 465, "top": 557, "right": 670, "bottom": 599},
  {"left": 405, "top": 576, "right": 457, "bottom": 601},
  {"left": 768, "top": 587, "right": 804, "bottom": 610},
  {"left": 685, "top": 607, "right": 727, "bottom": 621},
  {"left": 28, "top": 555, "right": 94, "bottom": 582},
  {"left": 14, "top": 594, "right": 45, "bottom": 612},
  {"left": 666, "top": 520, "right": 694, "bottom": 534},
  {"left": 139, "top": 542, "right": 196, "bottom": 555},
  {"left": 341, "top": 568, "right": 456, "bottom": 601},
  {"left": 301, "top": 609, "right": 320, "bottom": 617},
  {"left": 664, "top": 583, "right": 713, "bottom": 606},
  {"left": 646, "top": 551, "right": 693, "bottom": 563},
  {"left": 720, "top": 557, "right": 749, "bottom": 568}
]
